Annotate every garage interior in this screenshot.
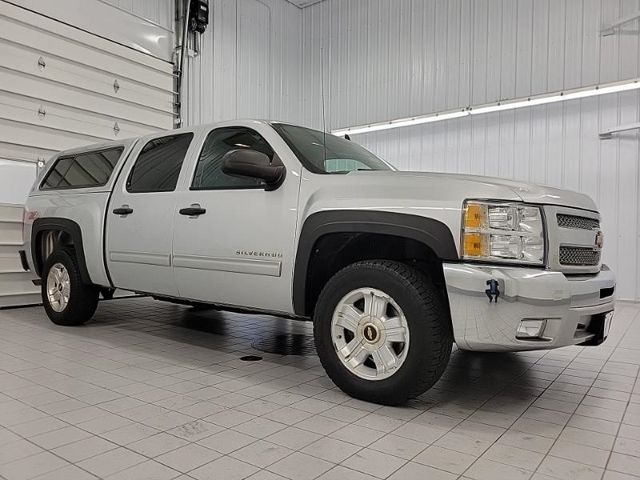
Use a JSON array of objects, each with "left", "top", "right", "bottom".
[{"left": 1, "top": 0, "right": 640, "bottom": 479}]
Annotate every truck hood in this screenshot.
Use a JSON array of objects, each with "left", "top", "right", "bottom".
[{"left": 352, "top": 171, "right": 598, "bottom": 212}]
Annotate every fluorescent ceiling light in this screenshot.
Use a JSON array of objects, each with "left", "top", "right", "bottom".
[
  {"left": 470, "top": 79, "right": 640, "bottom": 115},
  {"left": 332, "top": 110, "right": 468, "bottom": 136},
  {"left": 332, "top": 78, "right": 640, "bottom": 136}
]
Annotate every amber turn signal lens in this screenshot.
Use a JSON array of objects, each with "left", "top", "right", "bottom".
[
  {"left": 463, "top": 233, "right": 487, "bottom": 257},
  {"left": 465, "top": 203, "right": 486, "bottom": 229}
]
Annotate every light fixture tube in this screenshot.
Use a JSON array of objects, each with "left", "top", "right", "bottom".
[
  {"left": 331, "top": 110, "right": 468, "bottom": 136},
  {"left": 331, "top": 78, "right": 640, "bottom": 136}
]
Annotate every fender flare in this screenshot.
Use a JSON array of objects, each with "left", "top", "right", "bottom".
[
  {"left": 293, "top": 210, "right": 459, "bottom": 315},
  {"left": 31, "top": 218, "right": 93, "bottom": 284}
]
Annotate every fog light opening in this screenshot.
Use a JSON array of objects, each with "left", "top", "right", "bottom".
[{"left": 516, "top": 319, "right": 547, "bottom": 340}]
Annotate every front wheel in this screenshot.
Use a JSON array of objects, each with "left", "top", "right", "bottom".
[
  {"left": 42, "top": 248, "right": 99, "bottom": 326},
  {"left": 313, "top": 260, "right": 452, "bottom": 405}
]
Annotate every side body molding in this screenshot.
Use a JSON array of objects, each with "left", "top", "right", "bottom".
[
  {"left": 31, "top": 218, "right": 92, "bottom": 284},
  {"left": 293, "top": 210, "right": 459, "bottom": 315}
]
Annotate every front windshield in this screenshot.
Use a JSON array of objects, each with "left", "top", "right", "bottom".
[{"left": 271, "top": 123, "right": 392, "bottom": 174}]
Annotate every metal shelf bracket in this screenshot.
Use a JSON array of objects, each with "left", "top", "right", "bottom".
[
  {"left": 601, "top": 10, "right": 640, "bottom": 36},
  {"left": 599, "top": 122, "right": 640, "bottom": 139}
]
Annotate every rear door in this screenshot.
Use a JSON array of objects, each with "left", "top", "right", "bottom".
[{"left": 106, "top": 131, "right": 197, "bottom": 296}]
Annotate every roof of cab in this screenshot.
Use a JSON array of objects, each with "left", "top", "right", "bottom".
[{"left": 52, "top": 119, "right": 280, "bottom": 158}]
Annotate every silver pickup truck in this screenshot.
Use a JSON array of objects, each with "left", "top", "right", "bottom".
[{"left": 21, "top": 119, "right": 615, "bottom": 405}]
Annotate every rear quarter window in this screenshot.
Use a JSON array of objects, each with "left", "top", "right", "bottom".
[{"left": 41, "top": 147, "right": 124, "bottom": 190}]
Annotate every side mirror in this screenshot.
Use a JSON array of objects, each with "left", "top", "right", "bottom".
[{"left": 221, "top": 149, "right": 286, "bottom": 190}]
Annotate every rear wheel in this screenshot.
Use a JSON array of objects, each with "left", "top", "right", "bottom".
[
  {"left": 313, "top": 260, "right": 452, "bottom": 405},
  {"left": 42, "top": 248, "right": 99, "bottom": 326}
]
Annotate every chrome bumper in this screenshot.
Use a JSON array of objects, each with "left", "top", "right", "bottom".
[{"left": 442, "top": 263, "right": 616, "bottom": 351}]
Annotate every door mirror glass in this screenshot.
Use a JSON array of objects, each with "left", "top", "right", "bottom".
[{"left": 221, "top": 149, "right": 285, "bottom": 190}]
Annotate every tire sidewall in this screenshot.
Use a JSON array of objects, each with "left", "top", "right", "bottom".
[
  {"left": 42, "top": 249, "right": 94, "bottom": 325},
  {"left": 314, "top": 263, "right": 445, "bottom": 404}
]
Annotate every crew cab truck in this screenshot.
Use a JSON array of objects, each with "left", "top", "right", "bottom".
[{"left": 22, "top": 120, "right": 616, "bottom": 405}]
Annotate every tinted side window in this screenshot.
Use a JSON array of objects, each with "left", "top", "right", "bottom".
[
  {"left": 41, "top": 147, "right": 123, "bottom": 189},
  {"left": 127, "top": 133, "right": 194, "bottom": 193},
  {"left": 42, "top": 157, "right": 74, "bottom": 189},
  {"left": 191, "top": 127, "right": 274, "bottom": 190}
]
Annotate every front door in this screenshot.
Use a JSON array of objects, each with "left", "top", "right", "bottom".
[
  {"left": 106, "top": 132, "right": 195, "bottom": 296},
  {"left": 172, "top": 124, "right": 301, "bottom": 313}
]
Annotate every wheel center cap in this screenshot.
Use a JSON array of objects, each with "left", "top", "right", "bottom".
[{"left": 362, "top": 323, "right": 379, "bottom": 343}]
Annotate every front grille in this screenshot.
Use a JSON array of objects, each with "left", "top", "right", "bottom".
[
  {"left": 557, "top": 214, "right": 600, "bottom": 230},
  {"left": 559, "top": 246, "right": 601, "bottom": 266},
  {"left": 546, "top": 206, "right": 602, "bottom": 272}
]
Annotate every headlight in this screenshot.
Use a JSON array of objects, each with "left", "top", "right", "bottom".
[{"left": 462, "top": 200, "right": 545, "bottom": 265}]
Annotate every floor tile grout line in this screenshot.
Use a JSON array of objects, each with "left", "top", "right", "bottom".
[
  {"left": 602, "top": 308, "right": 640, "bottom": 474},
  {"left": 457, "top": 346, "right": 584, "bottom": 467},
  {"left": 315, "top": 348, "right": 565, "bottom": 478},
  {"left": 1, "top": 340, "right": 349, "bottom": 474},
  {"left": 4, "top": 409, "right": 201, "bottom": 479},
  {"left": 2, "top": 393, "right": 277, "bottom": 472},
  {"left": 602, "top": 371, "right": 640, "bottom": 473},
  {"left": 452, "top": 327, "right": 621, "bottom": 479},
  {"left": 2, "top": 298, "right": 640, "bottom": 480},
  {"left": 0, "top": 375, "right": 273, "bottom": 476},
  {"left": 529, "top": 304, "right": 640, "bottom": 480},
  {"left": 8, "top": 348, "right": 552, "bottom": 476}
]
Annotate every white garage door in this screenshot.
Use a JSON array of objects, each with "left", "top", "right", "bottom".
[
  {"left": 0, "top": 0, "right": 174, "bottom": 306},
  {"left": 0, "top": 0, "right": 174, "bottom": 202}
]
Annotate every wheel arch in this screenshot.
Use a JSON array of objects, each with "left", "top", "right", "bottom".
[
  {"left": 293, "top": 210, "right": 458, "bottom": 316},
  {"left": 32, "top": 218, "right": 92, "bottom": 285}
]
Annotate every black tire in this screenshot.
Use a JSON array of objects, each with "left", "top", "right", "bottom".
[
  {"left": 313, "top": 260, "right": 452, "bottom": 405},
  {"left": 42, "top": 247, "right": 99, "bottom": 326}
]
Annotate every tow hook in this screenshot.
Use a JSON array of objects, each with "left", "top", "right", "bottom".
[{"left": 485, "top": 279, "right": 500, "bottom": 303}]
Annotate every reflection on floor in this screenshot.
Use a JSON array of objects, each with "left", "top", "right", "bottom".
[{"left": 0, "top": 297, "right": 638, "bottom": 480}]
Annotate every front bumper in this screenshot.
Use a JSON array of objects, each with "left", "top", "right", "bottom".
[{"left": 442, "top": 263, "right": 615, "bottom": 351}]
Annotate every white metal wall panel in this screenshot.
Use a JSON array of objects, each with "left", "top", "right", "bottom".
[
  {"left": 301, "top": 0, "right": 640, "bottom": 301},
  {"left": 0, "top": 204, "right": 38, "bottom": 308},
  {"left": 0, "top": 0, "right": 174, "bottom": 204},
  {"left": 352, "top": 93, "right": 640, "bottom": 301},
  {"left": 302, "top": 0, "right": 640, "bottom": 131},
  {"left": 183, "top": 0, "right": 303, "bottom": 126}
]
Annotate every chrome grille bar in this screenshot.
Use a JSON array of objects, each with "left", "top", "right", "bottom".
[
  {"left": 545, "top": 205, "right": 602, "bottom": 274},
  {"left": 557, "top": 214, "right": 600, "bottom": 230},
  {"left": 559, "top": 246, "right": 601, "bottom": 266}
]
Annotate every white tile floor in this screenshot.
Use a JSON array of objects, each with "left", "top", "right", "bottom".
[{"left": 0, "top": 297, "right": 638, "bottom": 480}]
